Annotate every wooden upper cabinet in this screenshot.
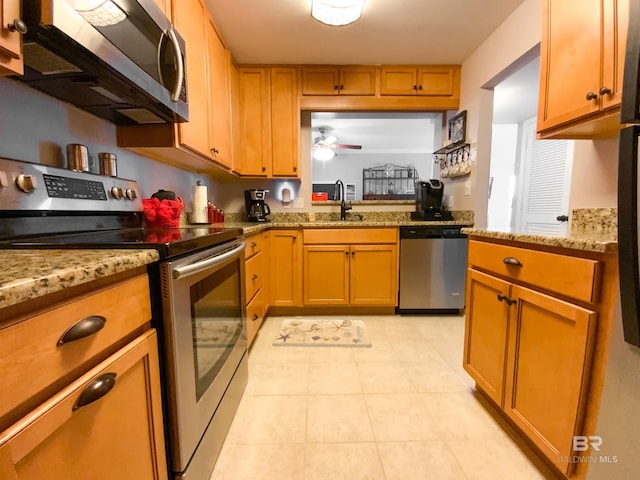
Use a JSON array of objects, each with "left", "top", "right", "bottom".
[
  {"left": 302, "top": 66, "right": 377, "bottom": 95},
  {"left": 537, "top": 0, "right": 628, "bottom": 138},
  {"left": 236, "top": 67, "right": 271, "bottom": 176},
  {"left": 381, "top": 66, "right": 457, "bottom": 96},
  {"left": 206, "top": 18, "right": 232, "bottom": 168},
  {"left": 174, "top": 0, "right": 211, "bottom": 158},
  {"left": 270, "top": 68, "right": 300, "bottom": 177},
  {"left": 0, "top": 0, "right": 24, "bottom": 75}
]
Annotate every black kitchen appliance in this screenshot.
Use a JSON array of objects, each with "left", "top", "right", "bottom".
[
  {"left": 410, "top": 179, "right": 452, "bottom": 221},
  {"left": 244, "top": 189, "right": 271, "bottom": 222},
  {"left": 618, "top": 0, "right": 640, "bottom": 347},
  {"left": 0, "top": 157, "right": 247, "bottom": 480}
]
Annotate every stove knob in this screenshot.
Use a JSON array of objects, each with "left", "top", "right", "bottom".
[
  {"left": 125, "top": 188, "right": 137, "bottom": 200},
  {"left": 0, "top": 171, "right": 8, "bottom": 188},
  {"left": 16, "top": 174, "right": 37, "bottom": 193},
  {"left": 110, "top": 186, "right": 124, "bottom": 199}
]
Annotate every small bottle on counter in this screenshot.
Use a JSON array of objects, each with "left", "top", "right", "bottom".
[{"left": 207, "top": 202, "right": 215, "bottom": 224}]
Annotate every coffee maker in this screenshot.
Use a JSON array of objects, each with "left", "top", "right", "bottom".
[
  {"left": 411, "top": 179, "right": 452, "bottom": 221},
  {"left": 244, "top": 189, "right": 271, "bottom": 222}
]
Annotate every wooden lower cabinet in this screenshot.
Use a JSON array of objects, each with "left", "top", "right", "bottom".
[
  {"left": 463, "top": 238, "right": 604, "bottom": 477},
  {"left": 270, "top": 229, "right": 302, "bottom": 307},
  {"left": 0, "top": 330, "right": 167, "bottom": 480},
  {"left": 303, "top": 242, "right": 398, "bottom": 306},
  {"left": 463, "top": 270, "right": 510, "bottom": 406},
  {"left": 504, "top": 285, "right": 597, "bottom": 471},
  {"left": 245, "top": 231, "right": 269, "bottom": 345}
]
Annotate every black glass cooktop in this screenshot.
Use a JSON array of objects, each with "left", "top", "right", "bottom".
[{"left": 3, "top": 226, "right": 244, "bottom": 260}]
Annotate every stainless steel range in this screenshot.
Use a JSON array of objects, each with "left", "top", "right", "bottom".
[{"left": 0, "top": 157, "right": 247, "bottom": 480}]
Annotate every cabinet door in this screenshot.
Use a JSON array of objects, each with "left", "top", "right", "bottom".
[
  {"left": 504, "top": 286, "right": 597, "bottom": 474},
  {"left": 416, "top": 67, "right": 454, "bottom": 96},
  {"left": 537, "top": 0, "right": 603, "bottom": 132},
  {"left": 349, "top": 244, "right": 398, "bottom": 305},
  {"left": 236, "top": 68, "right": 271, "bottom": 176},
  {"left": 270, "top": 68, "right": 300, "bottom": 177},
  {"left": 0, "top": 331, "right": 167, "bottom": 480},
  {"left": 339, "top": 66, "right": 377, "bottom": 95},
  {"left": 207, "top": 19, "right": 232, "bottom": 168},
  {"left": 174, "top": 0, "right": 211, "bottom": 158},
  {"left": 301, "top": 67, "right": 340, "bottom": 95},
  {"left": 380, "top": 67, "right": 418, "bottom": 95},
  {"left": 303, "top": 245, "right": 350, "bottom": 305},
  {"left": 601, "top": 0, "right": 628, "bottom": 110},
  {"left": 0, "top": 0, "right": 23, "bottom": 75},
  {"left": 270, "top": 230, "right": 302, "bottom": 306},
  {"left": 463, "top": 269, "right": 511, "bottom": 406}
]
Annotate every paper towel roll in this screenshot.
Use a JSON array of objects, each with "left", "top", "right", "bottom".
[{"left": 192, "top": 183, "right": 208, "bottom": 223}]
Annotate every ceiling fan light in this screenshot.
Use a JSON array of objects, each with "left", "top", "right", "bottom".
[
  {"left": 311, "top": 0, "right": 366, "bottom": 27},
  {"left": 313, "top": 147, "right": 336, "bottom": 161}
]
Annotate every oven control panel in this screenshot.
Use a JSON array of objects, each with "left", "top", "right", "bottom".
[{"left": 0, "top": 157, "right": 142, "bottom": 212}]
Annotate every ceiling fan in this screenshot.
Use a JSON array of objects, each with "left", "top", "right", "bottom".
[{"left": 313, "top": 126, "right": 362, "bottom": 160}]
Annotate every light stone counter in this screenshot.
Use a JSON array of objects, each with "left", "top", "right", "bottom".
[
  {"left": 0, "top": 249, "right": 159, "bottom": 310},
  {"left": 461, "top": 228, "right": 617, "bottom": 253}
]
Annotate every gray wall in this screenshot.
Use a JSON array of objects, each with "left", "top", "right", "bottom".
[{"left": 0, "top": 78, "right": 221, "bottom": 211}]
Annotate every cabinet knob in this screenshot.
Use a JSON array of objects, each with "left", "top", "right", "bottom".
[
  {"left": 585, "top": 91, "right": 598, "bottom": 101},
  {"left": 412, "top": 85, "right": 418, "bottom": 90},
  {"left": 293, "top": 166, "right": 297, "bottom": 172},
  {"left": 334, "top": 85, "right": 339, "bottom": 90},
  {"left": 339, "top": 85, "right": 344, "bottom": 90},
  {"left": 7, "top": 18, "right": 27, "bottom": 34},
  {"left": 345, "top": 251, "right": 349, "bottom": 255},
  {"left": 262, "top": 166, "right": 266, "bottom": 172},
  {"left": 418, "top": 85, "right": 423, "bottom": 90},
  {"left": 599, "top": 86, "right": 612, "bottom": 96},
  {"left": 252, "top": 274, "right": 258, "bottom": 280},
  {"left": 497, "top": 294, "right": 517, "bottom": 306},
  {"left": 252, "top": 314, "right": 259, "bottom": 321},
  {"left": 251, "top": 242, "right": 257, "bottom": 247},
  {"left": 351, "top": 251, "right": 355, "bottom": 256}
]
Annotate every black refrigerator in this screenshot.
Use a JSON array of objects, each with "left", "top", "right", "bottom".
[{"left": 618, "top": 0, "right": 640, "bottom": 347}]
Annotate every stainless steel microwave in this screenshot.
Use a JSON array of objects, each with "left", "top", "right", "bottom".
[{"left": 19, "top": 0, "right": 189, "bottom": 125}]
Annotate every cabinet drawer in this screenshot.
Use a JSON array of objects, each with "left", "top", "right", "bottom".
[
  {"left": 245, "top": 232, "right": 265, "bottom": 259},
  {"left": 246, "top": 287, "right": 266, "bottom": 345},
  {"left": 0, "top": 330, "right": 167, "bottom": 480},
  {"left": 468, "top": 240, "right": 601, "bottom": 303},
  {"left": 245, "top": 251, "right": 264, "bottom": 302},
  {"left": 0, "top": 275, "right": 151, "bottom": 428},
  {"left": 303, "top": 228, "right": 397, "bottom": 244}
]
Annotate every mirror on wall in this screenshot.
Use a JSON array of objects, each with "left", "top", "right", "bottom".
[{"left": 310, "top": 112, "right": 443, "bottom": 201}]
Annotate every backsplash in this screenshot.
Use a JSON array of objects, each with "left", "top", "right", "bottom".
[{"left": 571, "top": 208, "right": 618, "bottom": 240}]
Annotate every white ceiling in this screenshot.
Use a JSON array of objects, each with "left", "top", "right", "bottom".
[{"left": 204, "top": 0, "right": 526, "bottom": 65}]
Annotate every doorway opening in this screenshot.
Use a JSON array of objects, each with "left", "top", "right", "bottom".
[{"left": 487, "top": 55, "right": 574, "bottom": 235}]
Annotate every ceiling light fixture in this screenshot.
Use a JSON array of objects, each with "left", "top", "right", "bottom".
[
  {"left": 313, "top": 147, "right": 336, "bottom": 161},
  {"left": 311, "top": 0, "right": 366, "bottom": 27}
]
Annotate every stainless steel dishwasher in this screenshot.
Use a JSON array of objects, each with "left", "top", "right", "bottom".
[{"left": 397, "top": 226, "right": 468, "bottom": 313}]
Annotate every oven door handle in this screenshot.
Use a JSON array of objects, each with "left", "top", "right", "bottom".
[{"left": 173, "top": 241, "right": 245, "bottom": 280}]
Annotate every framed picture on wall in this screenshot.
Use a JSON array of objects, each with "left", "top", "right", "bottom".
[{"left": 448, "top": 110, "right": 467, "bottom": 144}]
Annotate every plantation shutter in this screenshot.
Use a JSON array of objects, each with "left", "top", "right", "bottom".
[{"left": 517, "top": 118, "right": 573, "bottom": 235}]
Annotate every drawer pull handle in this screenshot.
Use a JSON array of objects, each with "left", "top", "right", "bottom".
[
  {"left": 251, "top": 242, "right": 257, "bottom": 247},
  {"left": 503, "top": 257, "right": 522, "bottom": 267},
  {"left": 497, "top": 294, "right": 517, "bottom": 306},
  {"left": 252, "top": 274, "right": 258, "bottom": 280},
  {"left": 57, "top": 315, "right": 106, "bottom": 346},
  {"left": 73, "top": 373, "right": 117, "bottom": 411},
  {"left": 252, "top": 314, "right": 259, "bottom": 321}
]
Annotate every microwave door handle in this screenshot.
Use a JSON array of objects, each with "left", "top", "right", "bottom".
[
  {"left": 167, "top": 28, "right": 184, "bottom": 102},
  {"left": 157, "top": 30, "right": 166, "bottom": 90},
  {"left": 173, "top": 242, "right": 245, "bottom": 280}
]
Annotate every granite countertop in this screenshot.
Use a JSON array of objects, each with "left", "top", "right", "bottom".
[
  {"left": 461, "top": 228, "right": 618, "bottom": 253},
  {"left": 0, "top": 249, "right": 159, "bottom": 310},
  {"left": 219, "top": 219, "right": 474, "bottom": 235}
]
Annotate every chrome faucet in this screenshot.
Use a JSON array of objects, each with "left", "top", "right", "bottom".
[{"left": 334, "top": 179, "right": 352, "bottom": 220}]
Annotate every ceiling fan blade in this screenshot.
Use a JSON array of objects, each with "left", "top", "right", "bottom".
[
  {"left": 333, "top": 144, "right": 362, "bottom": 150},
  {"left": 324, "top": 135, "right": 338, "bottom": 145}
]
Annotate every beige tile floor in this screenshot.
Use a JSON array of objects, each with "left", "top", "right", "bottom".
[{"left": 210, "top": 315, "right": 558, "bottom": 480}]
